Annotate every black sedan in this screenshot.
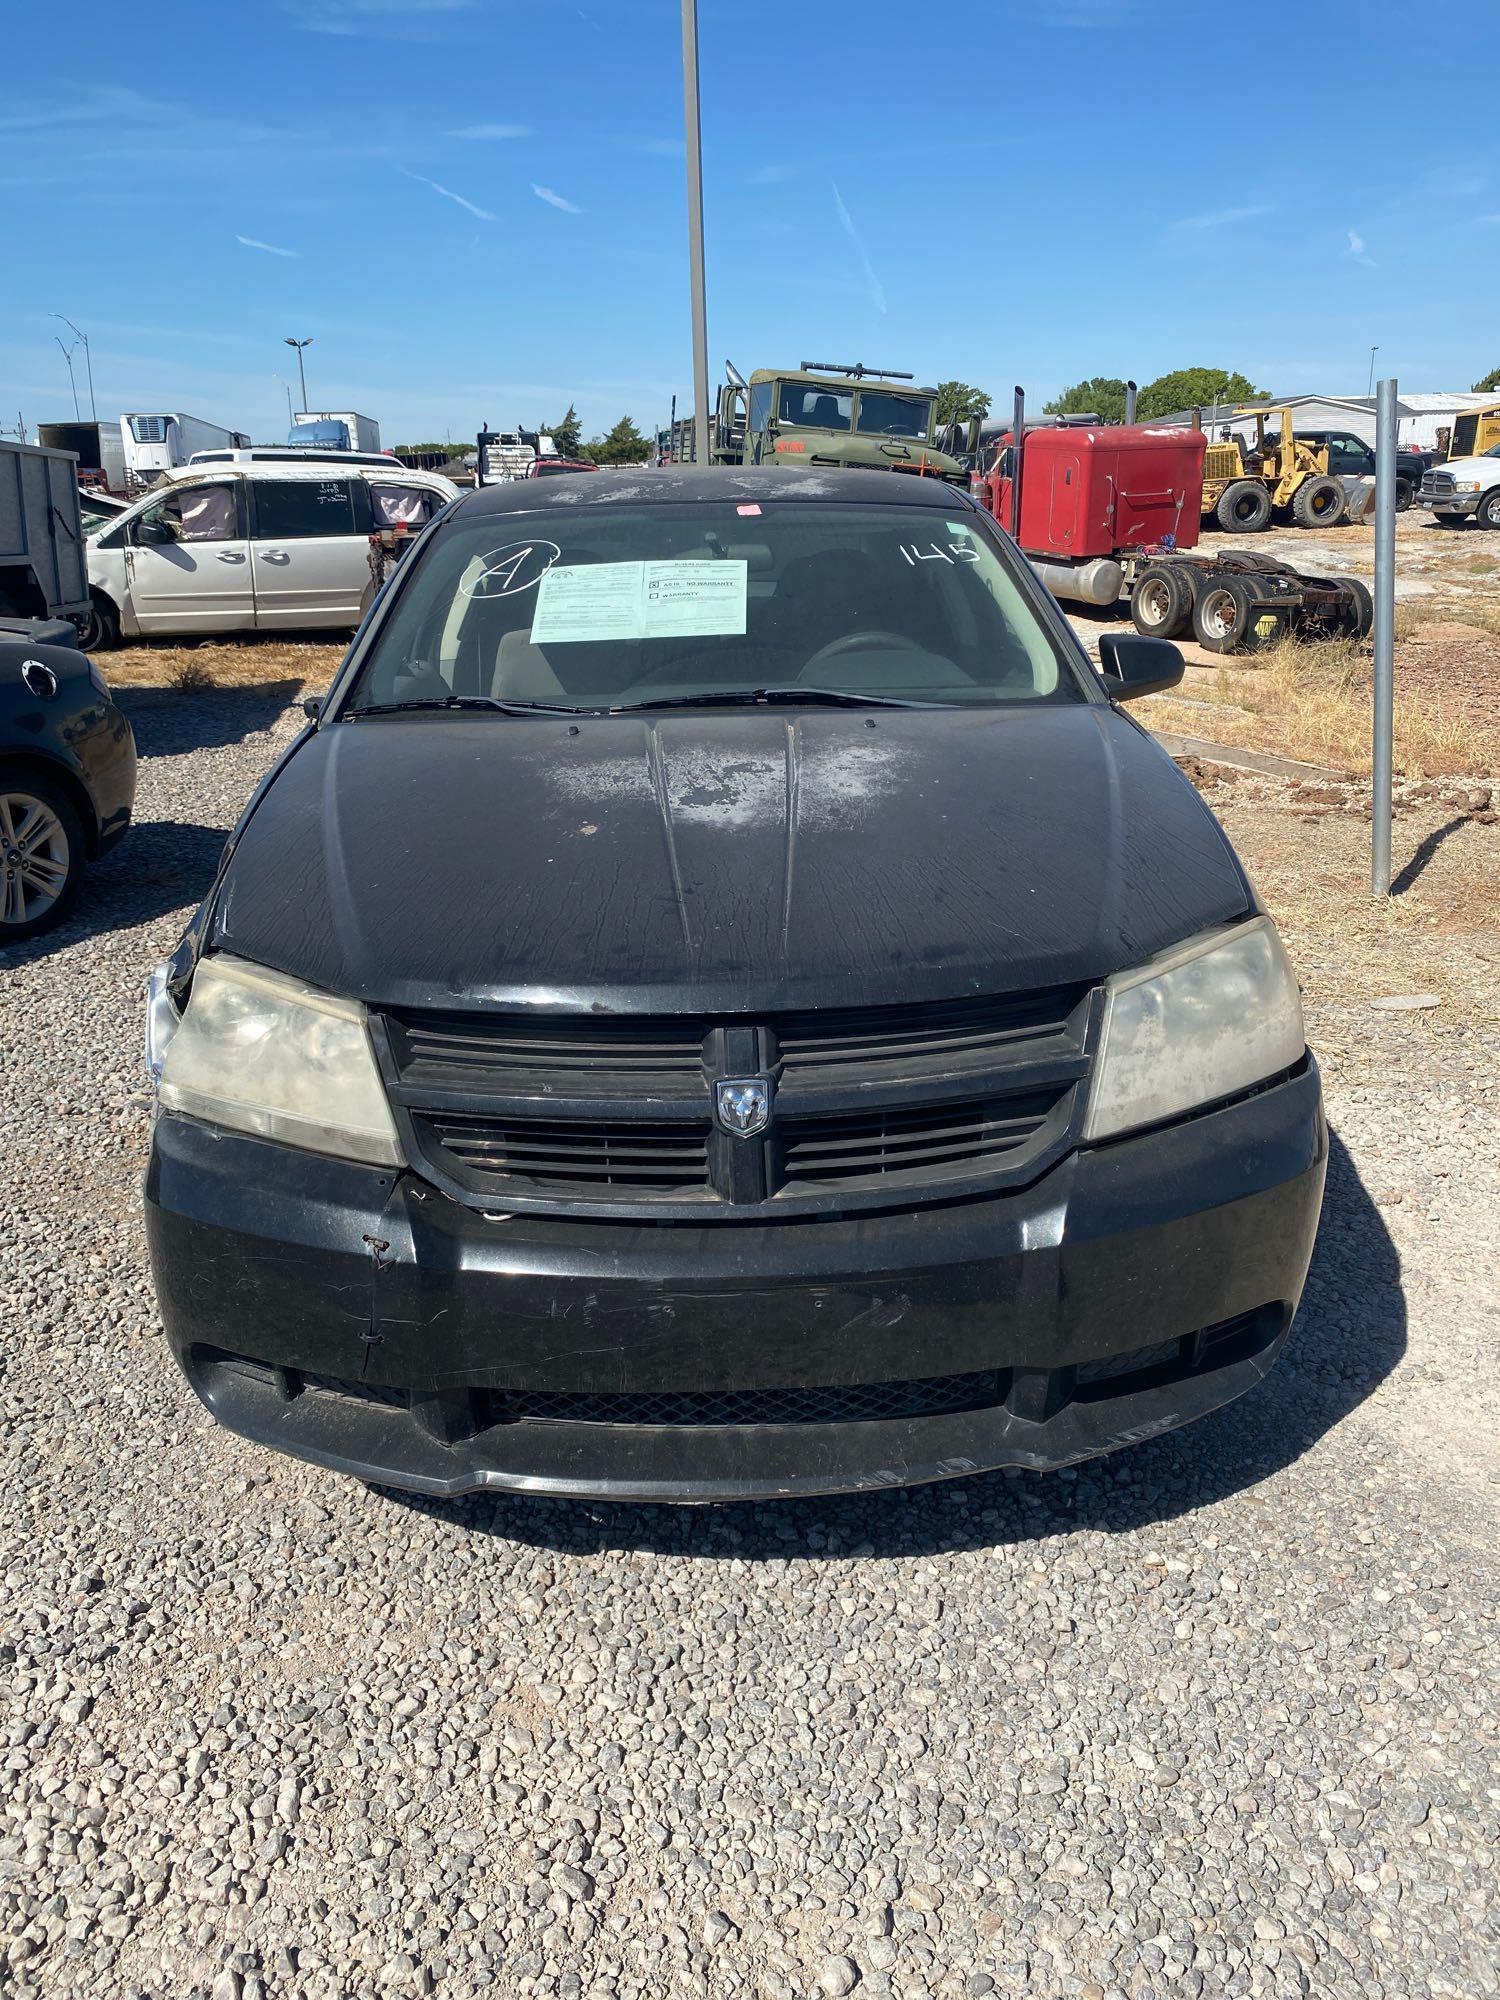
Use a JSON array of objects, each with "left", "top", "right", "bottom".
[
  {"left": 144, "top": 468, "right": 1326, "bottom": 1502},
  {"left": 0, "top": 635, "right": 136, "bottom": 939}
]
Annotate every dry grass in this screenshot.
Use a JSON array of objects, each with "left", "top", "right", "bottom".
[
  {"left": 1214, "top": 794, "right": 1500, "bottom": 1038},
  {"left": 1144, "top": 632, "right": 1493, "bottom": 778},
  {"left": 101, "top": 638, "right": 345, "bottom": 692}
]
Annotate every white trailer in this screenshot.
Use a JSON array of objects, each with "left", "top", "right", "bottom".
[
  {"left": 121, "top": 413, "right": 250, "bottom": 490},
  {"left": 290, "top": 411, "right": 381, "bottom": 453},
  {"left": 37, "top": 421, "right": 130, "bottom": 497}
]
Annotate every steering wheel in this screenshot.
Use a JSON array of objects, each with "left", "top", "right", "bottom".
[{"left": 803, "top": 630, "right": 911, "bottom": 672}]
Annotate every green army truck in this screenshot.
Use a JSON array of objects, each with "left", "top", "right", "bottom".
[{"left": 710, "top": 361, "right": 969, "bottom": 481}]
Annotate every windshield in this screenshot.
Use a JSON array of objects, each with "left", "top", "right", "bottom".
[
  {"left": 345, "top": 501, "right": 1080, "bottom": 715},
  {"left": 856, "top": 391, "right": 934, "bottom": 440},
  {"left": 778, "top": 383, "right": 852, "bottom": 431}
]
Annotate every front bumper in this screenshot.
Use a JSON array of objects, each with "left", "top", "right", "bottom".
[
  {"left": 145, "top": 1062, "right": 1326, "bottom": 1502},
  {"left": 1418, "top": 490, "right": 1481, "bottom": 515}
]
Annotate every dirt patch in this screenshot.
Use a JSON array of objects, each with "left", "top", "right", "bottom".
[
  {"left": 1181, "top": 767, "right": 1500, "bottom": 1037},
  {"left": 100, "top": 635, "right": 346, "bottom": 692}
]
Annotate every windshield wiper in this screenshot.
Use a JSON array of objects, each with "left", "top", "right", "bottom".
[
  {"left": 608, "top": 686, "right": 939, "bottom": 714},
  {"left": 350, "top": 694, "right": 584, "bottom": 718}
]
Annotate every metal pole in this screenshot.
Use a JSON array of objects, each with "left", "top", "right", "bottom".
[
  {"left": 55, "top": 338, "right": 80, "bottom": 420},
  {"left": 1124, "top": 380, "right": 1137, "bottom": 425},
  {"left": 1367, "top": 346, "right": 1378, "bottom": 398},
  {"left": 1371, "top": 376, "right": 1397, "bottom": 897},
  {"left": 681, "top": 0, "right": 710, "bottom": 463},
  {"left": 1010, "top": 386, "right": 1025, "bottom": 540}
]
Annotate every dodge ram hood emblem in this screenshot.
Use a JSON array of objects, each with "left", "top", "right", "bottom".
[{"left": 716, "top": 1078, "right": 770, "bottom": 1138}]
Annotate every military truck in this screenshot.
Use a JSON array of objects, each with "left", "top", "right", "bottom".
[{"left": 709, "top": 361, "right": 968, "bottom": 481}]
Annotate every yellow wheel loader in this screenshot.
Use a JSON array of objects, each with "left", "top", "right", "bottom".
[{"left": 1199, "top": 406, "right": 1347, "bottom": 533}]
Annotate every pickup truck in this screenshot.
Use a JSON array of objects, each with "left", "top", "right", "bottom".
[
  {"left": 1286, "top": 429, "right": 1429, "bottom": 511},
  {"left": 1418, "top": 444, "right": 1500, "bottom": 529},
  {"left": 1289, "top": 429, "right": 1430, "bottom": 511}
]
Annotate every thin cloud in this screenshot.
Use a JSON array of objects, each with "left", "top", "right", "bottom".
[
  {"left": 1345, "top": 228, "right": 1377, "bottom": 268},
  {"left": 832, "top": 181, "right": 886, "bottom": 316},
  {"left": 288, "top": 0, "right": 477, "bottom": 37},
  {"left": 402, "top": 169, "right": 494, "bottom": 221},
  {"left": 1476, "top": 213, "right": 1500, "bottom": 225},
  {"left": 532, "top": 184, "right": 582, "bottom": 214},
  {"left": 236, "top": 234, "right": 299, "bottom": 258},
  {"left": 449, "top": 123, "right": 531, "bottom": 139},
  {"left": 1171, "top": 203, "right": 1273, "bottom": 231}
]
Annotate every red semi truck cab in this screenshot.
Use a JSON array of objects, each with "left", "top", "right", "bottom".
[{"left": 981, "top": 423, "right": 1207, "bottom": 560}]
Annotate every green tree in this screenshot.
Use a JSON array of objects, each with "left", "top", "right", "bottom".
[
  {"left": 934, "top": 380, "right": 991, "bottom": 425},
  {"left": 1472, "top": 366, "right": 1500, "bottom": 393},
  {"left": 545, "top": 403, "right": 583, "bottom": 456},
  {"left": 1044, "top": 377, "right": 1129, "bottom": 423},
  {"left": 1137, "top": 368, "right": 1269, "bottom": 420},
  {"left": 586, "top": 415, "right": 651, "bottom": 465}
]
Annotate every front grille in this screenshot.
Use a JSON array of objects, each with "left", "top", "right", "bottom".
[
  {"left": 773, "top": 987, "right": 1085, "bottom": 1081},
  {"left": 388, "top": 1010, "right": 706, "bottom": 1089},
  {"left": 419, "top": 1111, "right": 711, "bottom": 1195},
  {"left": 1422, "top": 471, "right": 1455, "bottom": 497},
  {"left": 779, "top": 1093, "right": 1060, "bottom": 1189},
  {"left": 486, "top": 1371, "right": 1006, "bottom": 1428},
  {"left": 380, "top": 984, "right": 1093, "bottom": 1214}
]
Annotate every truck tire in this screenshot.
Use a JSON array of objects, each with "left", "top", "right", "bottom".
[
  {"left": 1291, "top": 476, "right": 1345, "bottom": 528},
  {"left": 1192, "top": 576, "right": 1258, "bottom": 653},
  {"left": 1215, "top": 481, "right": 1272, "bottom": 533},
  {"left": 78, "top": 590, "right": 120, "bottom": 652},
  {"left": 1129, "top": 562, "right": 1194, "bottom": 639},
  {"left": 1338, "top": 577, "right": 1374, "bottom": 639},
  {"left": 1477, "top": 489, "right": 1500, "bottom": 531},
  {"left": 1394, "top": 475, "right": 1414, "bottom": 512}
]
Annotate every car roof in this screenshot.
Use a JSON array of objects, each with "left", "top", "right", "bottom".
[
  {"left": 456, "top": 466, "right": 966, "bottom": 516},
  {"left": 156, "top": 461, "right": 454, "bottom": 489}
]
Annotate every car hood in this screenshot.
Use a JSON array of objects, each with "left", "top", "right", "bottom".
[
  {"left": 208, "top": 705, "right": 1254, "bottom": 1013},
  {"left": 1436, "top": 456, "right": 1499, "bottom": 480}
]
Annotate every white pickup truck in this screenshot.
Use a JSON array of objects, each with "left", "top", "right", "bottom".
[{"left": 1419, "top": 443, "right": 1500, "bottom": 529}]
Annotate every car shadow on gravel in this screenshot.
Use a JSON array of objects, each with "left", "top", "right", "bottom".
[
  {"left": 0, "top": 818, "right": 226, "bottom": 965},
  {"left": 378, "top": 1129, "right": 1405, "bottom": 1558},
  {"left": 117, "top": 681, "right": 303, "bottom": 758}
]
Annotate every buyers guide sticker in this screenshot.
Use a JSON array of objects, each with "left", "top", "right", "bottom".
[{"left": 531, "top": 559, "right": 747, "bottom": 644}]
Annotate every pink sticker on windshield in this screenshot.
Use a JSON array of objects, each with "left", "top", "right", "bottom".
[{"left": 736, "top": 503, "right": 762, "bottom": 516}]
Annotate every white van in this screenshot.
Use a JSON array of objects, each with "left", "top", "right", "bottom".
[{"left": 82, "top": 462, "right": 457, "bottom": 648}]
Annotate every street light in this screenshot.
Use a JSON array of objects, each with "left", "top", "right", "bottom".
[
  {"left": 54, "top": 336, "right": 81, "bottom": 421},
  {"left": 1367, "top": 345, "right": 1379, "bottom": 397},
  {"left": 52, "top": 315, "right": 96, "bottom": 421},
  {"left": 284, "top": 337, "right": 313, "bottom": 412}
]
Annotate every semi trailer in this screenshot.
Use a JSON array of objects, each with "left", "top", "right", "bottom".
[
  {"left": 122, "top": 413, "right": 250, "bottom": 490},
  {"left": 37, "top": 421, "right": 129, "bottom": 497}
]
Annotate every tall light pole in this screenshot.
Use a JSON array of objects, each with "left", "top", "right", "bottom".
[
  {"left": 1367, "top": 345, "right": 1379, "bottom": 397},
  {"left": 284, "top": 337, "right": 313, "bottom": 412},
  {"left": 680, "top": 0, "right": 710, "bottom": 462},
  {"left": 54, "top": 336, "right": 81, "bottom": 420},
  {"left": 52, "top": 315, "right": 96, "bottom": 421}
]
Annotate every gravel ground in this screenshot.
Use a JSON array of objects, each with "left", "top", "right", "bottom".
[{"left": 2, "top": 685, "right": 1497, "bottom": 2000}]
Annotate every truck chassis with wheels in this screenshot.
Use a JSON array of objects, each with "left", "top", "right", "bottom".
[{"left": 1126, "top": 549, "right": 1371, "bottom": 653}]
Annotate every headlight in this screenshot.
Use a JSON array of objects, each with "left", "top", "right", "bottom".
[
  {"left": 157, "top": 954, "right": 403, "bottom": 1166},
  {"left": 1084, "top": 917, "right": 1304, "bottom": 1142},
  {"left": 1451, "top": 480, "right": 1481, "bottom": 494}
]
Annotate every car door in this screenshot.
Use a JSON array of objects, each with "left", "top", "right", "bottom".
[
  {"left": 248, "top": 477, "right": 367, "bottom": 628},
  {"left": 124, "top": 481, "right": 253, "bottom": 634}
]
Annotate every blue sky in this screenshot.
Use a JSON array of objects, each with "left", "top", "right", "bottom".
[{"left": 3, "top": 0, "right": 1497, "bottom": 447}]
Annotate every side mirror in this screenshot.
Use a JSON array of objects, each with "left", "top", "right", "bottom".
[
  {"left": 1098, "top": 632, "right": 1184, "bottom": 701},
  {"left": 134, "top": 516, "right": 176, "bottom": 546},
  {"left": 301, "top": 695, "right": 324, "bottom": 722}
]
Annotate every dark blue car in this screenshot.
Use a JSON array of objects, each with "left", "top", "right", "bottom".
[{"left": 0, "top": 630, "right": 136, "bottom": 939}]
